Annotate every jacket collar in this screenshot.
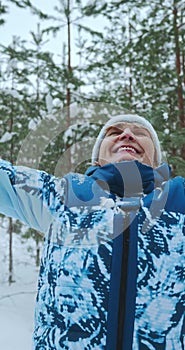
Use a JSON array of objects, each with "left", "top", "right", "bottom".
[{"left": 85, "top": 161, "right": 170, "bottom": 197}]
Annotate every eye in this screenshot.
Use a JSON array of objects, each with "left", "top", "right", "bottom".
[
  {"left": 108, "top": 131, "right": 120, "bottom": 136},
  {"left": 106, "top": 128, "right": 121, "bottom": 137},
  {"left": 134, "top": 129, "right": 149, "bottom": 137}
]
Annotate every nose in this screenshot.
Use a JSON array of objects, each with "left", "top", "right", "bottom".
[{"left": 118, "top": 127, "right": 135, "bottom": 141}]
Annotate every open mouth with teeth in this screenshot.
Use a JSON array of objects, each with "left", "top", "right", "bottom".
[{"left": 117, "top": 146, "right": 141, "bottom": 154}]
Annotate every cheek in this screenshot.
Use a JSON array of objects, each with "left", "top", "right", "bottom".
[
  {"left": 99, "top": 141, "right": 107, "bottom": 158},
  {"left": 144, "top": 142, "right": 155, "bottom": 161},
  {"left": 99, "top": 140, "right": 109, "bottom": 157}
]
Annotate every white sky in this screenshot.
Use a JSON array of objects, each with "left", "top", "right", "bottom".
[
  {"left": 1, "top": 1, "right": 66, "bottom": 57},
  {"left": 3, "top": 1, "right": 58, "bottom": 38},
  {"left": 1, "top": 1, "right": 106, "bottom": 65}
]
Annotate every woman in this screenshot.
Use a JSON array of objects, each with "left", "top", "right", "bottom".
[{"left": 0, "top": 114, "right": 184, "bottom": 349}]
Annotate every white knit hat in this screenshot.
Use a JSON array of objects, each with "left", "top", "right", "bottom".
[{"left": 91, "top": 114, "right": 162, "bottom": 166}]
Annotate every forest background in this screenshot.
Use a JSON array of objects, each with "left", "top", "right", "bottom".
[{"left": 0, "top": 0, "right": 185, "bottom": 349}]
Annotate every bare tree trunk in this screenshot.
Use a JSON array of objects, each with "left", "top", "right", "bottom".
[
  {"left": 173, "top": 3, "right": 185, "bottom": 129},
  {"left": 8, "top": 46, "right": 15, "bottom": 284},
  {"left": 36, "top": 23, "right": 41, "bottom": 116},
  {"left": 173, "top": 2, "right": 185, "bottom": 164},
  {"left": 8, "top": 128, "right": 14, "bottom": 284},
  {"left": 128, "top": 19, "right": 133, "bottom": 101},
  {"left": 66, "top": 0, "right": 72, "bottom": 172},
  {"left": 67, "top": 0, "right": 71, "bottom": 122},
  {"left": 182, "top": 31, "right": 185, "bottom": 86},
  {"left": 8, "top": 217, "right": 14, "bottom": 284},
  {"left": 35, "top": 233, "right": 40, "bottom": 267}
]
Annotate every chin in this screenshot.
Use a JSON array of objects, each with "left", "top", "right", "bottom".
[{"left": 117, "top": 156, "right": 138, "bottom": 162}]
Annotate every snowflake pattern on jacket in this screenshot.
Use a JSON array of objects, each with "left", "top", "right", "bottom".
[{"left": 0, "top": 159, "right": 184, "bottom": 349}]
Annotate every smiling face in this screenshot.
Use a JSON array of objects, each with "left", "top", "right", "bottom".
[{"left": 98, "top": 122, "right": 156, "bottom": 167}]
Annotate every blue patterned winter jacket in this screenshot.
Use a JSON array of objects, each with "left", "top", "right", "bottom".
[{"left": 0, "top": 159, "right": 184, "bottom": 350}]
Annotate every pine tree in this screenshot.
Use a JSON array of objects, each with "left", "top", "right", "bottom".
[
  {"left": 0, "top": 0, "right": 8, "bottom": 26},
  {"left": 80, "top": 0, "right": 185, "bottom": 175},
  {"left": 0, "top": 36, "right": 33, "bottom": 282}
]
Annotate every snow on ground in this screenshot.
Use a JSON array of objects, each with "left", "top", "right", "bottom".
[{"left": 0, "top": 220, "right": 40, "bottom": 350}]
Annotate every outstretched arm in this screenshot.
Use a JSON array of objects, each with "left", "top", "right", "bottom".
[{"left": 0, "top": 159, "right": 65, "bottom": 234}]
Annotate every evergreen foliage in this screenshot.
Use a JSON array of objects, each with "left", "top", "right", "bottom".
[{"left": 0, "top": 0, "right": 184, "bottom": 276}]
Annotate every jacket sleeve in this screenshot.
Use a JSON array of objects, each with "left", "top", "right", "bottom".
[{"left": 0, "top": 159, "right": 65, "bottom": 234}]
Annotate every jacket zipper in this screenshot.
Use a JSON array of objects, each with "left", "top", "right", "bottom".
[
  {"left": 116, "top": 212, "right": 130, "bottom": 349},
  {"left": 116, "top": 197, "right": 140, "bottom": 349}
]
